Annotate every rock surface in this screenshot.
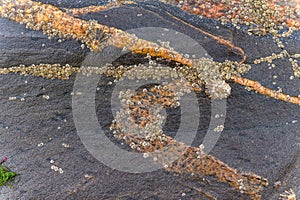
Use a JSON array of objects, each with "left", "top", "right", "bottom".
[{"left": 0, "top": 1, "right": 299, "bottom": 200}]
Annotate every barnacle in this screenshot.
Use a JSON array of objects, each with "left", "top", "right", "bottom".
[
  {"left": 279, "top": 188, "right": 296, "bottom": 200},
  {"left": 0, "top": 0, "right": 299, "bottom": 199},
  {"left": 110, "top": 75, "right": 268, "bottom": 199},
  {"left": 205, "top": 79, "right": 231, "bottom": 99},
  {"left": 161, "top": 0, "right": 300, "bottom": 35}
]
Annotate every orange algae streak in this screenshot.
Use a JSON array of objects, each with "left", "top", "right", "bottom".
[
  {"left": 231, "top": 75, "right": 300, "bottom": 106},
  {"left": 0, "top": 0, "right": 191, "bottom": 66}
]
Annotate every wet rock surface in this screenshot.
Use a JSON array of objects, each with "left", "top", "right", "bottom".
[{"left": 0, "top": 1, "right": 299, "bottom": 200}]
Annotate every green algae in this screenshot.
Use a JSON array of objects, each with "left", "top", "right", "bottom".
[{"left": 0, "top": 165, "right": 18, "bottom": 187}]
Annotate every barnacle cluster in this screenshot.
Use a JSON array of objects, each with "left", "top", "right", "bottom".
[
  {"left": 0, "top": 57, "right": 268, "bottom": 199},
  {"left": 279, "top": 188, "right": 296, "bottom": 200},
  {"left": 107, "top": 62, "right": 268, "bottom": 200},
  {"left": 0, "top": 0, "right": 193, "bottom": 66},
  {"left": 0, "top": 0, "right": 299, "bottom": 199},
  {"left": 0, "top": 57, "right": 252, "bottom": 100},
  {"left": 0, "top": 0, "right": 112, "bottom": 50},
  {"left": 160, "top": 0, "right": 300, "bottom": 78},
  {"left": 219, "top": 0, "right": 299, "bottom": 35},
  {"left": 0, "top": 63, "right": 79, "bottom": 80},
  {"left": 254, "top": 51, "right": 300, "bottom": 77},
  {"left": 163, "top": 0, "right": 300, "bottom": 35}
]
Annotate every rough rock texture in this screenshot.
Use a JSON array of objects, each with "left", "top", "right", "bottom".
[{"left": 0, "top": 1, "right": 299, "bottom": 200}]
